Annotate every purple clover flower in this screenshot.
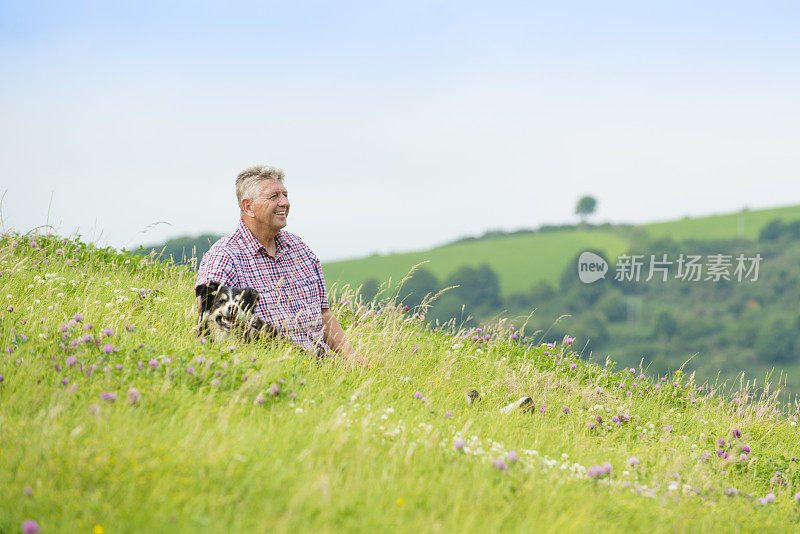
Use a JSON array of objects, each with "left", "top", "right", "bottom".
[
  {"left": 22, "top": 519, "right": 39, "bottom": 533},
  {"left": 127, "top": 388, "right": 140, "bottom": 404},
  {"left": 453, "top": 438, "right": 465, "bottom": 450},
  {"left": 492, "top": 458, "right": 508, "bottom": 471},
  {"left": 100, "top": 392, "right": 117, "bottom": 402}
]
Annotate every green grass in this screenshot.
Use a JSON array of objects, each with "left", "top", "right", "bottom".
[
  {"left": 3, "top": 233, "right": 800, "bottom": 533},
  {"left": 324, "top": 229, "right": 631, "bottom": 298},
  {"left": 643, "top": 204, "right": 800, "bottom": 242}
]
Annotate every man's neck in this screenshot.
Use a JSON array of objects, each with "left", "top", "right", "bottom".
[{"left": 243, "top": 218, "right": 279, "bottom": 256}]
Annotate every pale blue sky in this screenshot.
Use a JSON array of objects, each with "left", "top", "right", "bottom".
[{"left": 1, "top": 1, "right": 799, "bottom": 260}]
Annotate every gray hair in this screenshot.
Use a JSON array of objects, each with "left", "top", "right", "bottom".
[{"left": 235, "top": 165, "right": 286, "bottom": 211}]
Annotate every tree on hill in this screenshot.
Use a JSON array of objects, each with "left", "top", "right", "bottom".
[
  {"left": 575, "top": 195, "right": 598, "bottom": 223},
  {"left": 397, "top": 268, "right": 439, "bottom": 308},
  {"left": 359, "top": 278, "right": 380, "bottom": 304},
  {"left": 427, "top": 264, "right": 503, "bottom": 325}
]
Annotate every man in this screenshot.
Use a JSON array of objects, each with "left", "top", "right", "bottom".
[{"left": 196, "top": 165, "right": 354, "bottom": 357}]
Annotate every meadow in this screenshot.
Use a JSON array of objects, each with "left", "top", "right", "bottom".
[{"left": 3, "top": 231, "right": 800, "bottom": 533}]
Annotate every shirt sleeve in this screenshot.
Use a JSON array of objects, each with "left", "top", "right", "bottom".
[
  {"left": 196, "top": 246, "right": 237, "bottom": 288},
  {"left": 314, "top": 258, "right": 329, "bottom": 309}
]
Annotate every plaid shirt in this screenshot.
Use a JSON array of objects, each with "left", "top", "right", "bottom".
[{"left": 196, "top": 219, "right": 330, "bottom": 353}]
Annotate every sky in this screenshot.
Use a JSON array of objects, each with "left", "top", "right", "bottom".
[{"left": 1, "top": 1, "right": 799, "bottom": 262}]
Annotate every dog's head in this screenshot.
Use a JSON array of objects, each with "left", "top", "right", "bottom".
[{"left": 196, "top": 281, "right": 260, "bottom": 334}]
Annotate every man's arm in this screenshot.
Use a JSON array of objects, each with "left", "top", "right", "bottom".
[{"left": 321, "top": 308, "right": 355, "bottom": 357}]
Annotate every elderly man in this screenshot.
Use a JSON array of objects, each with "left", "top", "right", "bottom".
[{"left": 196, "top": 165, "right": 354, "bottom": 357}]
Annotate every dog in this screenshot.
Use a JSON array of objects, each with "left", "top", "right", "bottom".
[{"left": 195, "top": 281, "right": 279, "bottom": 343}]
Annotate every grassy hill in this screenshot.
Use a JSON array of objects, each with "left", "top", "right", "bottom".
[
  {"left": 643, "top": 204, "right": 800, "bottom": 242},
  {"left": 323, "top": 204, "right": 800, "bottom": 295},
  {"left": 324, "top": 229, "right": 631, "bottom": 298},
  {"left": 3, "top": 232, "right": 800, "bottom": 532}
]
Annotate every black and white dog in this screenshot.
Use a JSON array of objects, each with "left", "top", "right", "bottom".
[{"left": 195, "top": 281, "right": 279, "bottom": 343}]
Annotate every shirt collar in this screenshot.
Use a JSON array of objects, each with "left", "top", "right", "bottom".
[{"left": 237, "top": 218, "right": 289, "bottom": 256}]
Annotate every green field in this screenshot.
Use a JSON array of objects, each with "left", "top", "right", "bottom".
[
  {"left": 643, "top": 204, "right": 800, "bottom": 242},
  {"left": 324, "top": 204, "right": 800, "bottom": 295},
  {"left": 324, "top": 229, "right": 631, "bottom": 298},
  {"left": 3, "top": 233, "right": 800, "bottom": 532}
]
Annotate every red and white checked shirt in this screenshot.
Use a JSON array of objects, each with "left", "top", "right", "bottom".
[{"left": 196, "top": 219, "right": 330, "bottom": 353}]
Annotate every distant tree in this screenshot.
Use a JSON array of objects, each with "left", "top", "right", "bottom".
[
  {"left": 143, "top": 234, "right": 222, "bottom": 264},
  {"left": 359, "top": 278, "right": 380, "bottom": 304},
  {"left": 505, "top": 281, "right": 556, "bottom": 310},
  {"left": 759, "top": 219, "right": 785, "bottom": 242},
  {"left": 574, "top": 312, "right": 610, "bottom": 347},
  {"left": 653, "top": 310, "right": 679, "bottom": 339},
  {"left": 575, "top": 196, "right": 598, "bottom": 222},
  {"left": 757, "top": 316, "right": 797, "bottom": 363},
  {"left": 445, "top": 264, "right": 502, "bottom": 311},
  {"left": 597, "top": 290, "right": 627, "bottom": 323},
  {"left": 397, "top": 268, "right": 439, "bottom": 308},
  {"left": 427, "top": 264, "right": 502, "bottom": 324}
]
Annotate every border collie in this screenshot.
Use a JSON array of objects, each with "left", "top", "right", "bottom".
[{"left": 195, "top": 281, "right": 278, "bottom": 343}]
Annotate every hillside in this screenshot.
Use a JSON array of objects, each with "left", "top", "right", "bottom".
[
  {"left": 323, "top": 203, "right": 800, "bottom": 296},
  {"left": 3, "top": 232, "right": 800, "bottom": 532},
  {"left": 324, "top": 229, "right": 631, "bottom": 298},
  {"left": 643, "top": 204, "right": 800, "bottom": 242}
]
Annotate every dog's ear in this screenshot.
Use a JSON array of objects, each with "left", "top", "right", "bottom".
[
  {"left": 240, "top": 287, "right": 260, "bottom": 312},
  {"left": 195, "top": 281, "right": 221, "bottom": 313}
]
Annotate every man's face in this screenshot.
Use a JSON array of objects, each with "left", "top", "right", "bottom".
[{"left": 248, "top": 179, "right": 290, "bottom": 232}]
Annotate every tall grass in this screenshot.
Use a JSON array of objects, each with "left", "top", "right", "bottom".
[{"left": 1, "top": 232, "right": 799, "bottom": 533}]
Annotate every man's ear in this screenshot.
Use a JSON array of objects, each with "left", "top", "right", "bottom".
[
  {"left": 195, "top": 281, "right": 221, "bottom": 313},
  {"left": 240, "top": 287, "right": 260, "bottom": 312},
  {"left": 241, "top": 197, "right": 254, "bottom": 218}
]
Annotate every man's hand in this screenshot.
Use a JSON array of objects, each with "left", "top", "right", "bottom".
[{"left": 321, "top": 308, "right": 356, "bottom": 358}]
